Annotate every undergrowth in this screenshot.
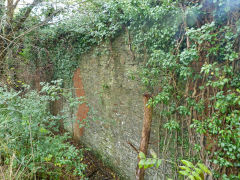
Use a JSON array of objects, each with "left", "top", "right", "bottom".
[{"left": 0, "top": 80, "right": 86, "bottom": 179}]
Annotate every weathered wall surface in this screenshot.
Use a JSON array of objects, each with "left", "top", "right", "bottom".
[{"left": 69, "top": 35, "right": 161, "bottom": 179}]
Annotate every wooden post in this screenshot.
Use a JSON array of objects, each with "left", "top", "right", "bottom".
[{"left": 136, "top": 94, "right": 153, "bottom": 180}]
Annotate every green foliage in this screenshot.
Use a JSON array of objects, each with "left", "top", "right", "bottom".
[
  {"left": 0, "top": 80, "right": 86, "bottom": 179},
  {"left": 164, "top": 120, "right": 180, "bottom": 131},
  {"left": 179, "top": 160, "right": 211, "bottom": 180},
  {"left": 131, "top": 1, "right": 239, "bottom": 179},
  {"left": 21, "top": 0, "right": 127, "bottom": 81},
  {"left": 16, "top": 0, "right": 240, "bottom": 179},
  {"left": 138, "top": 150, "right": 162, "bottom": 170},
  {"left": 138, "top": 152, "right": 211, "bottom": 180}
]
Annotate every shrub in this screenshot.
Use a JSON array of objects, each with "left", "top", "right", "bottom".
[{"left": 0, "top": 80, "right": 86, "bottom": 179}]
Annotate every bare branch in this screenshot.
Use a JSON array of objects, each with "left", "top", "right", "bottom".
[
  {"left": 0, "top": 34, "right": 11, "bottom": 42},
  {"left": 0, "top": 8, "right": 63, "bottom": 58},
  {"left": 14, "top": 0, "right": 44, "bottom": 32},
  {"left": 13, "top": 0, "right": 21, "bottom": 10},
  {"left": 7, "top": 0, "right": 14, "bottom": 21}
]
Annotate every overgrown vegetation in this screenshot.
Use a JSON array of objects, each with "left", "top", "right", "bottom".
[
  {"left": 1, "top": 0, "right": 240, "bottom": 179},
  {"left": 0, "top": 80, "right": 86, "bottom": 179},
  {"left": 138, "top": 151, "right": 212, "bottom": 180}
]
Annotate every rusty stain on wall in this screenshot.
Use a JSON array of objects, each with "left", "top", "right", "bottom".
[{"left": 73, "top": 68, "right": 89, "bottom": 139}]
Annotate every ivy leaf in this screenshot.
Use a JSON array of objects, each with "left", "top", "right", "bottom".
[
  {"left": 144, "top": 158, "right": 155, "bottom": 169},
  {"left": 138, "top": 159, "right": 145, "bottom": 169},
  {"left": 139, "top": 152, "right": 146, "bottom": 159}
]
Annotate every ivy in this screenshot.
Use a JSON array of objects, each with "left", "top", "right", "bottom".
[{"left": 18, "top": 0, "right": 240, "bottom": 179}]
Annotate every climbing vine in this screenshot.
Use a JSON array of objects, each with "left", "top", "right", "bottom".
[
  {"left": 20, "top": 0, "right": 126, "bottom": 81},
  {"left": 132, "top": 1, "right": 240, "bottom": 179},
  {"left": 17, "top": 0, "right": 240, "bottom": 179}
]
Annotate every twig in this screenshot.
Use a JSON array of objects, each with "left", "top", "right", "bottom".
[
  {"left": 0, "top": 8, "right": 63, "bottom": 57},
  {"left": 127, "top": 141, "right": 139, "bottom": 153}
]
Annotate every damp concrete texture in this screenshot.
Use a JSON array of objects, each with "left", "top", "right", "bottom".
[{"left": 67, "top": 35, "right": 169, "bottom": 179}]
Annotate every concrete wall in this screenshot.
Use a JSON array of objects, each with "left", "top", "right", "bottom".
[{"left": 69, "top": 35, "right": 163, "bottom": 179}]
